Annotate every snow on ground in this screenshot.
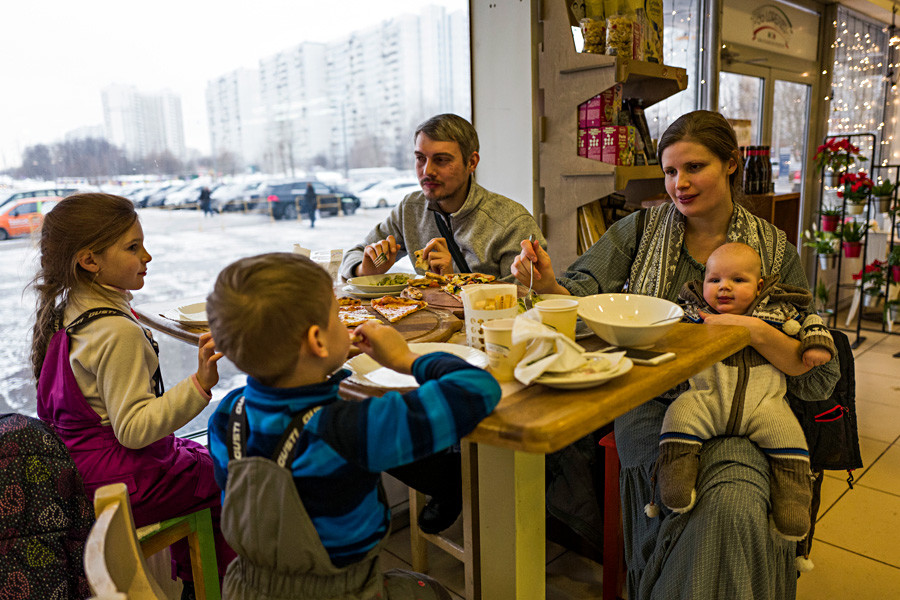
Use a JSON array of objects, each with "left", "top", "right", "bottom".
[{"left": 0, "top": 205, "right": 404, "bottom": 433}]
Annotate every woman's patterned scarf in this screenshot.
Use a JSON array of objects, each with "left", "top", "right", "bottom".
[{"left": 628, "top": 201, "right": 787, "bottom": 299}]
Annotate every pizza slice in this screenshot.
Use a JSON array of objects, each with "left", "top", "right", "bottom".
[
  {"left": 338, "top": 296, "right": 362, "bottom": 307},
  {"left": 338, "top": 304, "right": 381, "bottom": 327},
  {"left": 414, "top": 248, "right": 429, "bottom": 271},
  {"left": 404, "top": 286, "right": 424, "bottom": 300},
  {"left": 371, "top": 295, "right": 428, "bottom": 323}
]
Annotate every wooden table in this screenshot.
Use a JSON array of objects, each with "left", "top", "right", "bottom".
[
  {"left": 133, "top": 299, "right": 463, "bottom": 346},
  {"left": 342, "top": 322, "right": 750, "bottom": 600}
]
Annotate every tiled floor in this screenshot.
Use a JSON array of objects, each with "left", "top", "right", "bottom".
[{"left": 381, "top": 327, "right": 900, "bottom": 599}]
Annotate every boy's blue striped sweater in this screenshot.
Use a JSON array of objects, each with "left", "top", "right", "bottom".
[{"left": 208, "top": 352, "right": 501, "bottom": 567}]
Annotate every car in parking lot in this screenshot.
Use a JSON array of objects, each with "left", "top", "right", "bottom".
[
  {"left": 357, "top": 178, "right": 420, "bottom": 208},
  {"left": 0, "top": 187, "right": 80, "bottom": 210},
  {"left": 263, "top": 180, "right": 360, "bottom": 220},
  {"left": 210, "top": 182, "right": 264, "bottom": 212},
  {"left": 0, "top": 196, "right": 60, "bottom": 240}
]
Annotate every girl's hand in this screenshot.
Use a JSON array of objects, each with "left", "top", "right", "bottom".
[
  {"left": 351, "top": 321, "right": 419, "bottom": 374},
  {"left": 195, "top": 333, "right": 224, "bottom": 394},
  {"left": 511, "top": 238, "right": 568, "bottom": 295}
]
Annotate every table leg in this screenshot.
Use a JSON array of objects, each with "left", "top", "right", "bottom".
[{"left": 476, "top": 444, "right": 545, "bottom": 600}]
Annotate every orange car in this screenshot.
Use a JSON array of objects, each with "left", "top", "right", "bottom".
[{"left": 0, "top": 196, "right": 61, "bottom": 241}]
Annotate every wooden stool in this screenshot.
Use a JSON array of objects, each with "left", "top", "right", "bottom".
[
  {"left": 409, "top": 439, "right": 481, "bottom": 599},
  {"left": 599, "top": 431, "right": 626, "bottom": 600}
]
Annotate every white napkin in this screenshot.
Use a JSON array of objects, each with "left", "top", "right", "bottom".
[{"left": 512, "top": 310, "right": 587, "bottom": 385}]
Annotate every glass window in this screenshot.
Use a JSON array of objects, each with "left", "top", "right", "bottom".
[
  {"left": 772, "top": 80, "right": 811, "bottom": 193},
  {"left": 717, "top": 72, "right": 764, "bottom": 145}
]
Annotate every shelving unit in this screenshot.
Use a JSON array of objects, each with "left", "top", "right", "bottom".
[
  {"left": 812, "top": 133, "right": 900, "bottom": 349},
  {"left": 537, "top": 0, "right": 687, "bottom": 269}
]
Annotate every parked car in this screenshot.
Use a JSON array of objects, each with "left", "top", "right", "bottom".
[
  {"left": 0, "top": 187, "right": 80, "bottom": 210},
  {"left": 263, "top": 180, "right": 360, "bottom": 220},
  {"left": 0, "top": 196, "right": 60, "bottom": 240},
  {"left": 357, "top": 178, "right": 419, "bottom": 208},
  {"left": 210, "top": 182, "right": 265, "bottom": 212},
  {"left": 145, "top": 183, "right": 189, "bottom": 208},
  {"left": 164, "top": 182, "right": 219, "bottom": 209}
]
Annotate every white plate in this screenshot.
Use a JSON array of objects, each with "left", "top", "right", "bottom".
[
  {"left": 345, "top": 342, "right": 488, "bottom": 388},
  {"left": 535, "top": 357, "right": 633, "bottom": 390},
  {"left": 347, "top": 273, "right": 413, "bottom": 293},
  {"left": 176, "top": 302, "right": 208, "bottom": 326},
  {"left": 342, "top": 285, "right": 391, "bottom": 299}
]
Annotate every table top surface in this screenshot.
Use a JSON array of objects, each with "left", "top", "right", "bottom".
[{"left": 341, "top": 322, "right": 750, "bottom": 454}]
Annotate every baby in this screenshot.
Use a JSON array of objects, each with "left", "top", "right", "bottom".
[{"left": 651, "top": 242, "right": 834, "bottom": 541}]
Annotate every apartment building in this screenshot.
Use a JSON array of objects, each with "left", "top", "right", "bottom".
[{"left": 101, "top": 84, "right": 186, "bottom": 160}]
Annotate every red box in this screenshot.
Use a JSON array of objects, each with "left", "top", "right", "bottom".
[
  {"left": 599, "top": 125, "right": 636, "bottom": 166},
  {"left": 578, "top": 84, "right": 623, "bottom": 128},
  {"left": 583, "top": 128, "right": 603, "bottom": 159}
]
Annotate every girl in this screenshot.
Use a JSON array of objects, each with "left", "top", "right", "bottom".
[
  {"left": 31, "top": 193, "right": 235, "bottom": 595},
  {"left": 511, "top": 111, "right": 839, "bottom": 599}
]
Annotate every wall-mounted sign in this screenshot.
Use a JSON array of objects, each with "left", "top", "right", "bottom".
[{"left": 723, "top": 0, "right": 819, "bottom": 61}]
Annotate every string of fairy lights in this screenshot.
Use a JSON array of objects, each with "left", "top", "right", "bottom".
[{"left": 828, "top": 7, "right": 896, "bottom": 168}]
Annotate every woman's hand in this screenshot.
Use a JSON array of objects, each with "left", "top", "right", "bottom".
[
  {"left": 352, "top": 321, "right": 419, "bottom": 374},
  {"left": 698, "top": 311, "right": 811, "bottom": 376},
  {"left": 511, "top": 238, "right": 569, "bottom": 295},
  {"left": 357, "top": 235, "right": 401, "bottom": 276},
  {"left": 195, "top": 333, "right": 224, "bottom": 394}
]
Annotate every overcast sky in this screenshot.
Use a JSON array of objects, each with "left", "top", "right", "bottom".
[{"left": 0, "top": 0, "right": 466, "bottom": 171}]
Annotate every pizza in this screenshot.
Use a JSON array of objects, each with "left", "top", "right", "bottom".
[
  {"left": 404, "top": 286, "right": 424, "bottom": 300},
  {"left": 338, "top": 300, "right": 381, "bottom": 327},
  {"left": 414, "top": 248, "right": 429, "bottom": 271},
  {"left": 371, "top": 295, "right": 428, "bottom": 323}
]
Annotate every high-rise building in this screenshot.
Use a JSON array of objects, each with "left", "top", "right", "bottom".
[
  {"left": 102, "top": 84, "right": 186, "bottom": 160},
  {"left": 205, "top": 5, "right": 470, "bottom": 172}
]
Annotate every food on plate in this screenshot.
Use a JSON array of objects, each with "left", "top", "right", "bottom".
[
  {"left": 414, "top": 249, "right": 429, "bottom": 271},
  {"left": 376, "top": 273, "right": 411, "bottom": 286},
  {"left": 472, "top": 293, "right": 516, "bottom": 310},
  {"left": 338, "top": 304, "right": 381, "bottom": 327},
  {"left": 338, "top": 296, "right": 362, "bottom": 307},
  {"left": 440, "top": 272, "right": 498, "bottom": 296},
  {"left": 408, "top": 276, "right": 438, "bottom": 288},
  {"left": 371, "top": 295, "right": 428, "bottom": 323},
  {"left": 404, "top": 286, "right": 424, "bottom": 300}
]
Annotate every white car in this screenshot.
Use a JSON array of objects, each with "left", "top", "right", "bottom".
[{"left": 357, "top": 179, "right": 420, "bottom": 208}]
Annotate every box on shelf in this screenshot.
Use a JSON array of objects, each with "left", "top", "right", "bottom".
[
  {"left": 600, "top": 125, "right": 636, "bottom": 166},
  {"left": 642, "top": 0, "right": 663, "bottom": 63},
  {"left": 578, "top": 84, "right": 623, "bottom": 128}
]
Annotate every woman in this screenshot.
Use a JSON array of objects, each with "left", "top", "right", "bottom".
[{"left": 512, "top": 110, "right": 839, "bottom": 599}]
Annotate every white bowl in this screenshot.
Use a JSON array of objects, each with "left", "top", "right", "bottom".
[{"left": 577, "top": 294, "right": 684, "bottom": 348}]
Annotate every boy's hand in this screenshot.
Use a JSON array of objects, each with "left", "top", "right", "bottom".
[
  {"left": 802, "top": 347, "right": 831, "bottom": 368},
  {"left": 195, "top": 333, "right": 224, "bottom": 394},
  {"left": 352, "top": 321, "right": 419, "bottom": 374}
]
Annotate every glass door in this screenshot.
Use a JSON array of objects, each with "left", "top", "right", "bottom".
[
  {"left": 718, "top": 72, "right": 764, "bottom": 146},
  {"left": 772, "top": 80, "right": 811, "bottom": 194}
]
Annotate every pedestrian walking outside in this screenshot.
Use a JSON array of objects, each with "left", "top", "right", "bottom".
[
  {"left": 304, "top": 183, "right": 317, "bottom": 228},
  {"left": 199, "top": 186, "right": 214, "bottom": 217}
]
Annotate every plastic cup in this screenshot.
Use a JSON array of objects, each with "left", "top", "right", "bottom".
[
  {"left": 460, "top": 283, "right": 518, "bottom": 350},
  {"left": 535, "top": 298, "right": 579, "bottom": 340},
  {"left": 482, "top": 318, "right": 527, "bottom": 382}
]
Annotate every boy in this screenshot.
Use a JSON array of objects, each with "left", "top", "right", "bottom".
[
  {"left": 652, "top": 243, "right": 835, "bottom": 541},
  {"left": 206, "top": 252, "right": 501, "bottom": 599}
]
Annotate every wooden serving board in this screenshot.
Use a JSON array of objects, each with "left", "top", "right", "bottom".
[
  {"left": 401, "top": 287, "right": 463, "bottom": 317},
  {"left": 343, "top": 304, "right": 461, "bottom": 343}
]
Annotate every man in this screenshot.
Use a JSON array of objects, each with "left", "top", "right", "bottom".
[{"left": 340, "top": 113, "right": 544, "bottom": 280}]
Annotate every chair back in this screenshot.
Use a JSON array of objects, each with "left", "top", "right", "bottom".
[{"left": 84, "top": 482, "right": 167, "bottom": 599}]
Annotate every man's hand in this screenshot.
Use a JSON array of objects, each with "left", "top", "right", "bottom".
[
  {"left": 351, "top": 321, "right": 419, "bottom": 374},
  {"left": 422, "top": 237, "right": 453, "bottom": 275},
  {"left": 195, "top": 333, "right": 224, "bottom": 394},
  {"left": 356, "top": 235, "right": 401, "bottom": 276}
]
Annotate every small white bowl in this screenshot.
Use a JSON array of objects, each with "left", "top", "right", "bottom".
[{"left": 577, "top": 294, "right": 684, "bottom": 348}]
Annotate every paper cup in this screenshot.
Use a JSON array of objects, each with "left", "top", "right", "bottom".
[
  {"left": 536, "top": 298, "right": 579, "bottom": 340},
  {"left": 482, "top": 318, "right": 527, "bottom": 382},
  {"left": 460, "top": 283, "right": 518, "bottom": 350}
]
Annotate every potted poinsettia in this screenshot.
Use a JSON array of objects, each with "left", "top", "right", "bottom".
[
  {"left": 853, "top": 259, "right": 886, "bottom": 307},
  {"left": 803, "top": 225, "right": 839, "bottom": 270},
  {"left": 888, "top": 245, "right": 900, "bottom": 285},
  {"left": 837, "top": 171, "right": 873, "bottom": 215},
  {"left": 819, "top": 206, "right": 842, "bottom": 232},
  {"left": 815, "top": 137, "right": 866, "bottom": 186},
  {"left": 872, "top": 179, "right": 895, "bottom": 213},
  {"left": 837, "top": 218, "right": 867, "bottom": 257}
]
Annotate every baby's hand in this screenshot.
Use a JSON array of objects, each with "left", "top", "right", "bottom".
[
  {"left": 802, "top": 347, "right": 831, "bottom": 368},
  {"left": 352, "top": 321, "right": 419, "bottom": 374},
  {"left": 195, "top": 333, "right": 224, "bottom": 394}
]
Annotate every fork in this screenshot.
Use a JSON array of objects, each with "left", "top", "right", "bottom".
[
  {"left": 523, "top": 234, "right": 536, "bottom": 310},
  {"left": 371, "top": 249, "right": 387, "bottom": 268}
]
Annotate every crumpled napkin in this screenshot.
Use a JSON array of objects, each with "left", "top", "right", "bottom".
[{"left": 512, "top": 310, "right": 587, "bottom": 385}]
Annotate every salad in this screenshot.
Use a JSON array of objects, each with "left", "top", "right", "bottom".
[{"left": 377, "top": 273, "right": 412, "bottom": 286}]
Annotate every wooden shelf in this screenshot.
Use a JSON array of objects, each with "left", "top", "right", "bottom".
[{"left": 537, "top": 0, "right": 687, "bottom": 268}]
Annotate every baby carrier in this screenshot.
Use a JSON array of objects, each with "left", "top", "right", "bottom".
[{"left": 0, "top": 413, "right": 94, "bottom": 599}]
